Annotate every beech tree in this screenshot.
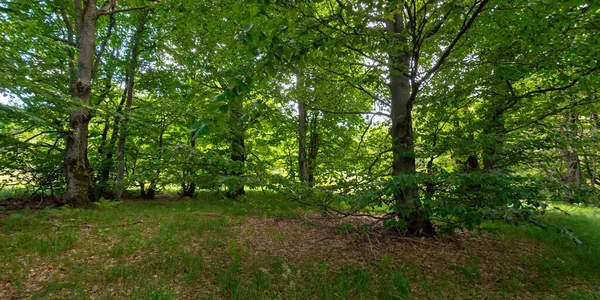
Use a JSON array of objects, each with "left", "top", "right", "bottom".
[{"left": 61, "top": 0, "right": 153, "bottom": 207}]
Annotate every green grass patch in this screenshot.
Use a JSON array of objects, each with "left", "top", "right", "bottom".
[{"left": 0, "top": 193, "right": 598, "bottom": 299}]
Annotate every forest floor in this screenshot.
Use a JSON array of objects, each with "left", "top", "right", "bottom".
[{"left": 0, "top": 191, "right": 599, "bottom": 299}]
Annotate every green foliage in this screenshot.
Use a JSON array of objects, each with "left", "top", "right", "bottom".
[
  {"left": 270, "top": 170, "right": 594, "bottom": 242},
  {"left": 93, "top": 198, "right": 122, "bottom": 210},
  {"left": 1, "top": 0, "right": 599, "bottom": 246}
]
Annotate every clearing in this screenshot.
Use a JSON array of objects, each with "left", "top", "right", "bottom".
[{"left": 1, "top": 192, "right": 599, "bottom": 299}]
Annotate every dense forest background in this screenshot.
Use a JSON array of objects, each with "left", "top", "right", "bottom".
[{"left": 1, "top": 0, "right": 599, "bottom": 235}]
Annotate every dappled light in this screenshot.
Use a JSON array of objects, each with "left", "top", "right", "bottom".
[{"left": 1, "top": 0, "right": 599, "bottom": 298}]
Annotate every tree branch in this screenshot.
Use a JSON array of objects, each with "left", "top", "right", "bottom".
[
  {"left": 23, "top": 131, "right": 62, "bottom": 143},
  {"left": 423, "top": 6, "right": 452, "bottom": 40},
  {"left": 417, "top": 0, "right": 489, "bottom": 87},
  {"left": 520, "top": 67, "right": 599, "bottom": 98},
  {"left": 100, "top": 0, "right": 119, "bottom": 12},
  {"left": 97, "top": 5, "right": 149, "bottom": 16},
  {"left": 505, "top": 97, "right": 600, "bottom": 134},
  {"left": 334, "top": 0, "right": 346, "bottom": 10},
  {"left": 92, "top": 14, "right": 116, "bottom": 77}
]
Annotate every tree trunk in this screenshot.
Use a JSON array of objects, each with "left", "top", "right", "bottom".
[
  {"left": 114, "top": 77, "right": 132, "bottom": 199},
  {"left": 227, "top": 97, "right": 246, "bottom": 198},
  {"left": 564, "top": 112, "right": 582, "bottom": 203},
  {"left": 64, "top": 1, "right": 98, "bottom": 208},
  {"left": 97, "top": 115, "right": 112, "bottom": 197},
  {"left": 592, "top": 112, "right": 598, "bottom": 188},
  {"left": 386, "top": 13, "right": 434, "bottom": 235},
  {"left": 182, "top": 183, "right": 196, "bottom": 197},
  {"left": 298, "top": 99, "right": 309, "bottom": 183},
  {"left": 115, "top": 13, "right": 147, "bottom": 199},
  {"left": 182, "top": 132, "right": 197, "bottom": 197},
  {"left": 97, "top": 89, "right": 126, "bottom": 197},
  {"left": 144, "top": 121, "right": 164, "bottom": 200},
  {"left": 96, "top": 68, "right": 118, "bottom": 198},
  {"left": 139, "top": 182, "right": 145, "bottom": 198},
  {"left": 307, "top": 114, "right": 319, "bottom": 186}
]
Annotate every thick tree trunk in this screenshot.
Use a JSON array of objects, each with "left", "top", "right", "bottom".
[
  {"left": 298, "top": 99, "right": 310, "bottom": 183},
  {"left": 64, "top": 2, "right": 98, "bottom": 208},
  {"left": 386, "top": 13, "right": 434, "bottom": 235},
  {"left": 115, "top": 13, "right": 147, "bottom": 199},
  {"left": 227, "top": 97, "right": 246, "bottom": 198}
]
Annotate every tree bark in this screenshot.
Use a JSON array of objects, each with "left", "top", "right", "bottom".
[
  {"left": 63, "top": 0, "right": 145, "bottom": 206},
  {"left": 298, "top": 99, "right": 310, "bottom": 183},
  {"left": 64, "top": 1, "right": 99, "bottom": 208},
  {"left": 227, "top": 96, "right": 246, "bottom": 198},
  {"left": 307, "top": 113, "right": 319, "bottom": 186},
  {"left": 115, "top": 12, "right": 147, "bottom": 199},
  {"left": 563, "top": 112, "right": 582, "bottom": 203},
  {"left": 592, "top": 112, "right": 598, "bottom": 188},
  {"left": 182, "top": 132, "right": 197, "bottom": 197},
  {"left": 386, "top": 12, "right": 434, "bottom": 235},
  {"left": 143, "top": 119, "right": 164, "bottom": 199}
]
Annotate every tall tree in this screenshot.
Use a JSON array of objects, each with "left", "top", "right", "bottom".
[
  {"left": 63, "top": 0, "right": 151, "bottom": 207},
  {"left": 297, "top": 75, "right": 310, "bottom": 183},
  {"left": 226, "top": 95, "right": 247, "bottom": 198},
  {"left": 116, "top": 11, "right": 149, "bottom": 199},
  {"left": 563, "top": 112, "right": 582, "bottom": 203}
]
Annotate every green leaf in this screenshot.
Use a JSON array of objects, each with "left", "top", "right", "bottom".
[
  {"left": 218, "top": 104, "right": 229, "bottom": 113},
  {"left": 191, "top": 122, "right": 210, "bottom": 140},
  {"left": 209, "top": 92, "right": 228, "bottom": 103}
]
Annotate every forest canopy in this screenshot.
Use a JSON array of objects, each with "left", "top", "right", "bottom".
[{"left": 1, "top": 0, "right": 599, "bottom": 236}]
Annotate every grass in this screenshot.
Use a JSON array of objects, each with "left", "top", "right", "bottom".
[{"left": 0, "top": 191, "right": 599, "bottom": 299}]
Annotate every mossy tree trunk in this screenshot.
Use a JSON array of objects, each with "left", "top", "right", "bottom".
[{"left": 64, "top": 0, "right": 99, "bottom": 208}]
